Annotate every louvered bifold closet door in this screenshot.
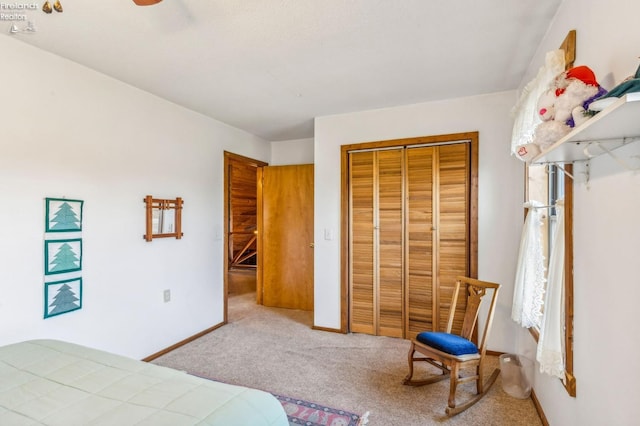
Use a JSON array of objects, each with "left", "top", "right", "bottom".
[
  {"left": 436, "top": 143, "right": 470, "bottom": 335},
  {"left": 349, "top": 150, "right": 404, "bottom": 337},
  {"left": 349, "top": 140, "right": 471, "bottom": 339},
  {"left": 376, "top": 150, "right": 404, "bottom": 338},
  {"left": 405, "top": 147, "right": 435, "bottom": 338},
  {"left": 349, "top": 151, "right": 376, "bottom": 334}
]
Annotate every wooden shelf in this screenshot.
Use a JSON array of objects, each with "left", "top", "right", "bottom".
[{"left": 531, "top": 92, "right": 640, "bottom": 164}]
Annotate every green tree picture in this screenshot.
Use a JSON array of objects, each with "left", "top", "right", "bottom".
[
  {"left": 49, "top": 284, "right": 79, "bottom": 314},
  {"left": 45, "top": 239, "right": 82, "bottom": 275},
  {"left": 45, "top": 198, "right": 83, "bottom": 232},
  {"left": 45, "top": 278, "right": 82, "bottom": 318},
  {"left": 50, "top": 243, "right": 79, "bottom": 272},
  {"left": 50, "top": 202, "right": 79, "bottom": 230}
]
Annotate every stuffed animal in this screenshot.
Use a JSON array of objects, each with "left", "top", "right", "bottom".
[
  {"left": 516, "top": 66, "right": 607, "bottom": 162},
  {"left": 553, "top": 65, "right": 608, "bottom": 126}
]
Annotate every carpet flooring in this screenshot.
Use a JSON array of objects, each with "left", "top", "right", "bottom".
[{"left": 152, "top": 292, "right": 542, "bottom": 426}]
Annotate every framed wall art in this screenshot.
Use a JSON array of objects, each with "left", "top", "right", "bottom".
[
  {"left": 44, "top": 277, "right": 82, "bottom": 318},
  {"left": 44, "top": 238, "right": 82, "bottom": 275},
  {"left": 45, "top": 197, "right": 84, "bottom": 233}
]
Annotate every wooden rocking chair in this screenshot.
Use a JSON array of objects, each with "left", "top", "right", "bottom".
[{"left": 403, "top": 276, "right": 501, "bottom": 416}]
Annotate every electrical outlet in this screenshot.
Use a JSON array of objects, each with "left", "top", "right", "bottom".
[{"left": 163, "top": 289, "right": 171, "bottom": 303}]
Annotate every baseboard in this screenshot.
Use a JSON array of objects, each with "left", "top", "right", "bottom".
[
  {"left": 530, "top": 389, "right": 549, "bottom": 426},
  {"left": 141, "top": 322, "right": 225, "bottom": 362},
  {"left": 312, "top": 325, "right": 345, "bottom": 334}
]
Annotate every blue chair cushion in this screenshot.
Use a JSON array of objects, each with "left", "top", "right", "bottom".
[{"left": 416, "top": 332, "right": 478, "bottom": 356}]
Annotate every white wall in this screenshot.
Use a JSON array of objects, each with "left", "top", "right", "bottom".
[
  {"left": 0, "top": 37, "right": 270, "bottom": 359},
  {"left": 270, "top": 138, "right": 314, "bottom": 165},
  {"left": 313, "top": 91, "right": 524, "bottom": 352},
  {"left": 515, "top": 1, "right": 640, "bottom": 424}
]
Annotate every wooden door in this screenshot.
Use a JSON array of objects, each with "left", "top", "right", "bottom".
[
  {"left": 404, "top": 143, "right": 470, "bottom": 338},
  {"left": 259, "top": 164, "right": 314, "bottom": 311},
  {"left": 435, "top": 143, "right": 470, "bottom": 335},
  {"left": 405, "top": 146, "right": 435, "bottom": 337},
  {"left": 376, "top": 150, "right": 404, "bottom": 337},
  {"left": 347, "top": 138, "right": 473, "bottom": 339},
  {"left": 349, "top": 151, "right": 376, "bottom": 334},
  {"left": 349, "top": 150, "right": 404, "bottom": 338}
]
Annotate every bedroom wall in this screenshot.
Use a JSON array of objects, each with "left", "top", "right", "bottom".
[
  {"left": 270, "top": 138, "right": 314, "bottom": 165},
  {"left": 514, "top": 0, "right": 640, "bottom": 424},
  {"left": 0, "top": 37, "right": 270, "bottom": 360},
  {"left": 313, "top": 91, "right": 524, "bottom": 352}
]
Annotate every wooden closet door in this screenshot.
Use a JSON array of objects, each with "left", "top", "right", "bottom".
[
  {"left": 376, "top": 150, "right": 404, "bottom": 338},
  {"left": 349, "top": 150, "right": 404, "bottom": 337},
  {"left": 436, "top": 143, "right": 470, "bottom": 334},
  {"left": 405, "top": 146, "right": 435, "bottom": 338},
  {"left": 348, "top": 140, "right": 471, "bottom": 339},
  {"left": 349, "top": 151, "right": 375, "bottom": 334}
]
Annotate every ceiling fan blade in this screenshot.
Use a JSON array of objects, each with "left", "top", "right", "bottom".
[{"left": 133, "top": 0, "right": 163, "bottom": 5}]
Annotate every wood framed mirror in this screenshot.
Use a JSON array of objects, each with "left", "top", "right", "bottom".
[{"left": 144, "top": 195, "right": 183, "bottom": 242}]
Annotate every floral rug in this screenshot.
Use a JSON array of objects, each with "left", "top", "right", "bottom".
[{"left": 273, "top": 394, "right": 369, "bottom": 426}]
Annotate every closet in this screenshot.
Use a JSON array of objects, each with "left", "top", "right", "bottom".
[{"left": 345, "top": 133, "right": 478, "bottom": 339}]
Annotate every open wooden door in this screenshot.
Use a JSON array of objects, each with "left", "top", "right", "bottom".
[{"left": 258, "top": 164, "right": 314, "bottom": 311}]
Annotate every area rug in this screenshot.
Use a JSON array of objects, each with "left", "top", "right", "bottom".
[
  {"left": 187, "top": 373, "right": 368, "bottom": 425},
  {"left": 273, "top": 394, "right": 369, "bottom": 426}
]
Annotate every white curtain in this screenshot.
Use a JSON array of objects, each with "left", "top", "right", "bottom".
[
  {"left": 511, "top": 49, "right": 565, "bottom": 155},
  {"left": 537, "top": 199, "right": 566, "bottom": 379},
  {"left": 512, "top": 201, "right": 546, "bottom": 328}
]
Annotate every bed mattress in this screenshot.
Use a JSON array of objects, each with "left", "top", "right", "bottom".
[{"left": 0, "top": 339, "right": 288, "bottom": 425}]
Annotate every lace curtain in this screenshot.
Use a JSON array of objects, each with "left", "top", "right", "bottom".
[
  {"left": 536, "top": 199, "right": 566, "bottom": 379},
  {"left": 512, "top": 201, "right": 546, "bottom": 328},
  {"left": 510, "top": 50, "right": 565, "bottom": 155}
]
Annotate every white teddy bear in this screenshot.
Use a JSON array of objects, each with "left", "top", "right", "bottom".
[{"left": 516, "top": 66, "right": 607, "bottom": 162}]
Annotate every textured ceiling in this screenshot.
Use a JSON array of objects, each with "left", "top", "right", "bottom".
[{"left": 6, "top": 0, "right": 561, "bottom": 141}]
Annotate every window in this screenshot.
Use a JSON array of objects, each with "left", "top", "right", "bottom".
[
  {"left": 526, "top": 163, "right": 575, "bottom": 396},
  {"left": 547, "top": 165, "right": 565, "bottom": 246},
  {"left": 515, "top": 31, "right": 577, "bottom": 397}
]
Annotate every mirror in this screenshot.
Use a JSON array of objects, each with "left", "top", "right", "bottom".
[{"left": 144, "top": 195, "right": 183, "bottom": 241}]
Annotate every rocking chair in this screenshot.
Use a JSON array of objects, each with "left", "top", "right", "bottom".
[{"left": 403, "top": 276, "right": 501, "bottom": 416}]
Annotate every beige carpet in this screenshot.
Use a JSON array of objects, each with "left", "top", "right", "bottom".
[{"left": 152, "top": 293, "right": 542, "bottom": 426}]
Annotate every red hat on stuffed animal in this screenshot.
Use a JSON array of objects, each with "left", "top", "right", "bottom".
[
  {"left": 566, "top": 66, "right": 598, "bottom": 86},
  {"left": 555, "top": 65, "right": 598, "bottom": 96}
]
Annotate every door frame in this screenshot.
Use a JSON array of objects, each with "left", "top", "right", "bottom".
[
  {"left": 223, "top": 151, "right": 268, "bottom": 323},
  {"left": 340, "top": 132, "right": 479, "bottom": 333}
]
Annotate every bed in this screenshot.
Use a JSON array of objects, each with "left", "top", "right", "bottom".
[{"left": 0, "top": 339, "right": 288, "bottom": 425}]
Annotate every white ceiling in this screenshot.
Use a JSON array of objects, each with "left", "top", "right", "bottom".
[{"left": 6, "top": 0, "right": 561, "bottom": 141}]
